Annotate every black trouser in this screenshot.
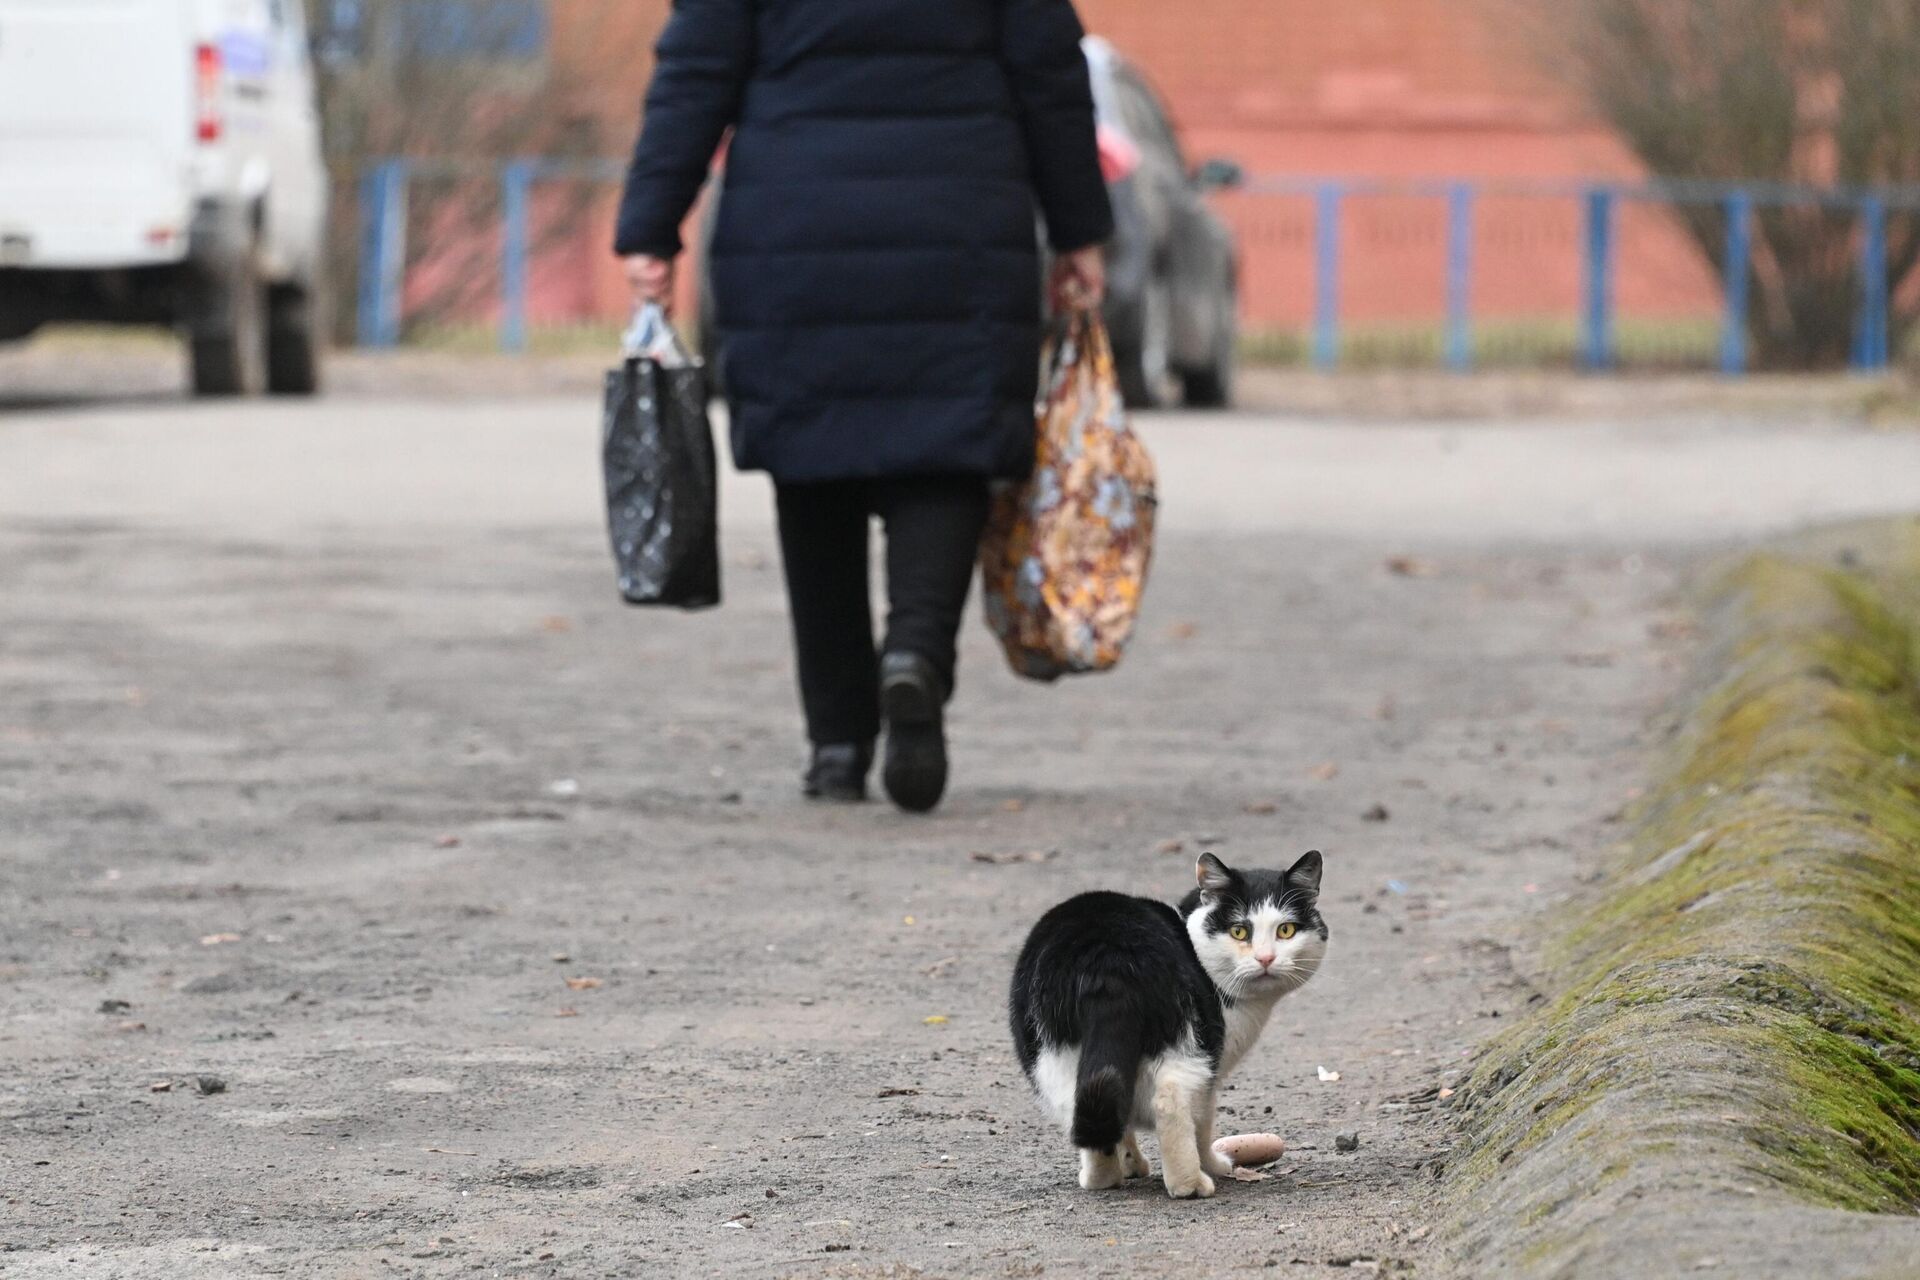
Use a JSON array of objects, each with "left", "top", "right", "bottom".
[{"left": 774, "top": 475, "right": 990, "bottom": 746}]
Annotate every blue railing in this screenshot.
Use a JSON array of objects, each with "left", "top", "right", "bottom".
[
  {"left": 356, "top": 162, "right": 1915, "bottom": 373},
  {"left": 1239, "top": 175, "right": 1914, "bottom": 375}
]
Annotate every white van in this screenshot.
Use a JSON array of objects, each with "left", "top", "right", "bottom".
[{"left": 0, "top": 0, "right": 328, "bottom": 395}]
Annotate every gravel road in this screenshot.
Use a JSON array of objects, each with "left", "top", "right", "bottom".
[{"left": 6, "top": 354, "right": 1920, "bottom": 1277}]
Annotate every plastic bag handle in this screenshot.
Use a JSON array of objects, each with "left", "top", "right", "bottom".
[
  {"left": 1045, "top": 306, "right": 1111, "bottom": 377},
  {"left": 622, "top": 301, "right": 694, "bottom": 365}
]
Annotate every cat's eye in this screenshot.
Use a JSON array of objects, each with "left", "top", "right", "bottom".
[
  {"left": 1276, "top": 923, "right": 1298, "bottom": 941},
  {"left": 1228, "top": 924, "right": 1251, "bottom": 942}
]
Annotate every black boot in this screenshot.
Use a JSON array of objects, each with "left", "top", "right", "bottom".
[
  {"left": 880, "top": 652, "right": 948, "bottom": 813},
  {"left": 803, "top": 742, "right": 872, "bottom": 802}
]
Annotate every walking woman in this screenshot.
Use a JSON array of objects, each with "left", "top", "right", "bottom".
[{"left": 616, "top": 0, "right": 1112, "bottom": 813}]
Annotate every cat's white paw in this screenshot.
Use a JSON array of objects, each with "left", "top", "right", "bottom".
[
  {"left": 1122, "top": 1146, "right": 1151, "bottom": 1179},
  {"left": 1164, "top": 1170, "right": 1216, "bottom": 1200},
  {"left": 1079, "top": 1149, "right": 1125, "bottom": 1190}
]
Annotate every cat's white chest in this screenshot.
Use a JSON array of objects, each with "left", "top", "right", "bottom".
[{"left": 1219, "top": 999, "right": 1277, "bottom": 1080}]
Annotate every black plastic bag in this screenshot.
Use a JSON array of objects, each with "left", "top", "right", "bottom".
[{"left": 602, "top": 306, "right": 720, "bottom": 608}]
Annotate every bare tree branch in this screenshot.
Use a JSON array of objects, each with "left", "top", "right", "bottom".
[
  {"left": 1522, "top": 0, "right": 1920, "bottom": 367},
  {"left": 303, "top": 0, "right": 651, "bottom": 341}
]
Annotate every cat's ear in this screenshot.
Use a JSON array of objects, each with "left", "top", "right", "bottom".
[
  {"left": 1196, "top": 852, "right": 1236, "bottom": 896},
  {"left": 1285, "top": 850, "right": 1324, "bottom": 895}
]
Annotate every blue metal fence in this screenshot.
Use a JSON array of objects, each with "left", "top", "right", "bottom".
[
  {"left": 1444, "top": 182, "right": 1473, "bottom": 373},
  {"left": 1856, "top": 197, "right": 1892, "bottom": 370},
  {"left": 356, "top": 162, "right": 1917, "bottom": 373},
  {"left": 356, "top": 154, "right": 621, "bottom": 352},
  {"left": 1241, "top": 175, "right": 1920, "bottom": 375},
  {"left": 1582, "top": 188, "right": 1615, "bottom": 372},
  {"left": 355, "top": 159, "right": 410, "bottom": 350}
]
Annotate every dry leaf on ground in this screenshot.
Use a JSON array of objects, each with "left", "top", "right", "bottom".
[
  {"left": 1385, "top": 556, "right": 1435, "bottom": 577},
  {"left": 969, "top": 849, "right": 1057, "bottom": 865}
]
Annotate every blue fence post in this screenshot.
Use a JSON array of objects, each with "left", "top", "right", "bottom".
[
  {"left": 1445, "top": 182, "right": 1475, "bottom": 373},
  {"left": 356, "top": 159, "right": 408, "bottom": 349},
  {"left": 1313, "top": 184, "right": 1343, "bottom": 370},
  {"left": 1720, "top": 190, "right": 1752, "bottom": 376},
  {"left": 355, "top": 165, "right": 381, "bottom": 347},
  {"left": 1854, "top": 196, "right": 1890, "bottom": 372},
  {"left": 1874, "top": 200, "right": 1892, "bottom": 369},
  {"left": 1581, "top": 187, "right": 1616, "bottom": 371},
  {"left": 501, "top": 159, "right": 535, "bottom": 354}
]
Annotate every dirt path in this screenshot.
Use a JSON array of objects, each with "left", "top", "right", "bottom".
[{"left": 3, "top": 389, "right": 1914, "bottom": 1277}]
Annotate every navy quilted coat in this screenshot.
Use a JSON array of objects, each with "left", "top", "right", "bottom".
[{"left": 614, "top": 0, "right": 1113, "bottom": 484}]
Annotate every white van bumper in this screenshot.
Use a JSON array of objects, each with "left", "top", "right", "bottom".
[{"left": 0, "top": 143, "right": 195, "bottom": 270}]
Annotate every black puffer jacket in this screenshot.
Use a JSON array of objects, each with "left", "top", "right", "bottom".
[{"left": 615, "top": 0, "right": 1113, "bottom": 484}]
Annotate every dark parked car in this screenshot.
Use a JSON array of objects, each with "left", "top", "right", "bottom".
[
  {"left": 1082, "top": 36, "right": 1242, "bottom": 408},
  {"left": 696, "top": 36, "right": 1242, "bottom": 410}
]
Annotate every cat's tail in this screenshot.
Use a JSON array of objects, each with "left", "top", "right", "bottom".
[{"left": 1070, "top": 1004, "right": 1140, "bottom": 1151}]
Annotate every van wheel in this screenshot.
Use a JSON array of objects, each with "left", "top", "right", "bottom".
[
  {"left": 267, "top": 285, "right": 321, "bottom": 396},
  {"left": 190, "top": 250, "right": 269, "bottom": 397}
]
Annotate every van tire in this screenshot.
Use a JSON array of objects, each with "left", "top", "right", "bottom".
[
  {"left": 267, "top": 285, "right": 321, "bottom": 396},
  {"left": 190, "top": 249, "right": 269, "bottom": 397}
]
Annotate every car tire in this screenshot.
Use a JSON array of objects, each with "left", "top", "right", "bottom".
[
  {"left": 190, "top": 244, "right": 269, "bottom": 397},
  {"left": 1182, "top": 286, "right": 1237, "bottom": 409},
  {"left": 266, "top": 284, "right": 322, "bottom": 396},
  {"left": 1116, "top": 274, "right": 1177, "bottom": 409}
]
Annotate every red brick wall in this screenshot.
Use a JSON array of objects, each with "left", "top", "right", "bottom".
[
  {"left": 1071, "top": 0, "right": 1718, "bottom": 331},
  {"left": 541, "top": 0, "right": 1719, "bottom": 341}
]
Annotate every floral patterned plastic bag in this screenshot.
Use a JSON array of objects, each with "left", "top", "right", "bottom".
[{"left": 980, "top": 310, "right": 1158, "bottom": 682}]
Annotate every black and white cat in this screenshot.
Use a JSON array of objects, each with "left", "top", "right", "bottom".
[{"left": 1008, "top": 851, "right": 1328, "bottom": 1199}]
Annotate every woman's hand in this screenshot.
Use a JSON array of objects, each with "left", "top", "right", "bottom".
[
  {"left": 1049, "top": 245, "right": 1106, "bottom": 312},
  {"left": 623, "top": 254, "right": 677, "bottom": 314}
]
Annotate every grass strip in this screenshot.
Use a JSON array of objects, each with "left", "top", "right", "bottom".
[{"left": 1442, "top": 524, "right": 1920, "bottom": 1272}]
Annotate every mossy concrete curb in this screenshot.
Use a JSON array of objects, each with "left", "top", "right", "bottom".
[{"left": 1439, "top": 521, "right": 1920, "bottom": 1278}]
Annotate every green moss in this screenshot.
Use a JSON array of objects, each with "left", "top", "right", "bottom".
[{"left": 1444, "top": 537, "right": 1920, "bottom": 1256}]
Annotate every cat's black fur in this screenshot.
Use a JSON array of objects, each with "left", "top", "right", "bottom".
[{"left": 1009, "top": 891, "right": 1225, "bottom": 1149}]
